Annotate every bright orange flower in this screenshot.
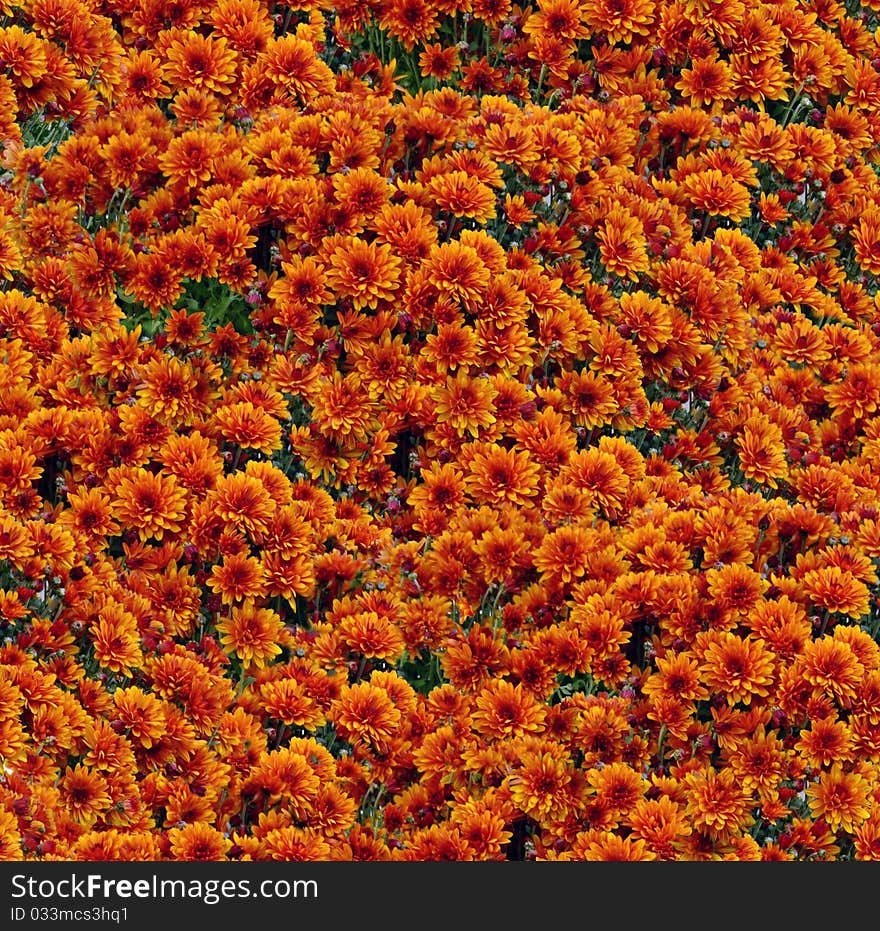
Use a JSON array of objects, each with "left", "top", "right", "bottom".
[
  {"left": 799, "top": 635, "right": 865, "bottom": 706},
  {"left": 581, "top": 0, "right": 654, "bottom": 44},
  {"left": 91, "top": 601, "right": 144, "bottom": 677},
  {"left": 113, "top": 686, "right": 167, "bottom": 749},
  {"left": 380, "top": 0, "right": 440, "bottom": 50},
  {"left": 168, "top": 822, "right": 231, "bottom": 861},
  {"left": 683, "top": 766, "right": 754, "bottom": 842},
  {"left": 807, "top": 764, "right": 872, "bottom": 834},
  {"left": 682, "top": 169, "right": 751, "bottom": 221},
  {"left": 217, "top": 599, "right": 284, "bottom": 668},
  {"left": 699, "top": 632, "right": 775, "bottom": 705},
  {"left": 208, "top": 552, "right": 268, "bottom": 604},
  {"left": 213, "top": 400, "right": 282, "bottom": 455},
  {"left": 332, "top": 678, "right": 402, "bottom": 750},
  {"left": 110, "top": 467, "right": 187, "bottom": 543},
  {"left": 472, "top": 679, "right": 546, "bottom": 739},
  {"left": 325, "top": 236, "right": 401, "bottom": 310},
  {"left": 158, "top": 128, "right": 223, "bottom": 189},
  {"left": 464, "top": 443, "right": 541, "bottom": 507},
  {"left": 262, "top": 34, "right": 335, "bottom": 101},
  {"left": 423, "top": 240, "right": 491, "bottom": 309},
  {"left": 800, "top": 565, "right": 870, "bottom": 619},
  {"left": 431, "top": 371, "right": 498, "bottom": 438},
  {"left": 60, "top": 764, "right": 112, "bottom": 827},
  {"left": 427, "top": 171, "right": 497, "bottom": 224},
  {"left": 508, "top": 749, "right": 575, "bottom": 820},
  {"left": 596, "top": 205, "right": 650, "bottom": 281}
]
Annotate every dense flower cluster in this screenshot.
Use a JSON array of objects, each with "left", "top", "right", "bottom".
[{"left": 3, "top": 0, "right": 880, "bottom": 861}]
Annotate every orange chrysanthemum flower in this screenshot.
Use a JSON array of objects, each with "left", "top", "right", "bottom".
[
  {"left": 332, "top": 678, "right": 402, "bottom": 749},
  {"left": 806, "top": 764, "right": 872, "bottom": 834},
  {"left": 168, "top": 822, "right": 231, "bottom": 861},
  {"left": 432, "top": 371, "right": 498, "bottom": 438},
  {"left": 581, "top": 0, "right": 654, "bottom": 45},
  {"left": 699, "top": 632, "right": 775, "bottom": 705},
  {"left": 326, "top": 236, "right": 401, "bottom": 310},
  {"left": 596, "top": 205, "right": 650, "bottom": 281},
  {"left": 464, "top": 443, "right": 541, "bottom": 506},
  {"left": 428, "top": 171, "right": 497, "bottom": 224},
  {"left": 208, "top": 552, "right": 268, "bottom": 604},
  {"left": 682, "top": 169, "right": 752, "bottom": 221},
  {"left": 217, "top": 599, "right": 284, "bottom": 668},
  {"left": 262, "top": 35, "right": 335, "bottom": 101},
  {"left": 213, "top": 400, "right": 282, "bottom": 454},
  {"left": 110, "top": 467, "right": 187, "bottom": 542},
  {"left": 508, "top": 749, "right": 574, "bottom": 820},
  {"left": 471, "top": 679, "right": 547, "bottom": 739}
]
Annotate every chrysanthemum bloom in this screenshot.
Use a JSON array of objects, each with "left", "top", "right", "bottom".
[
  {"left": 60, "top": 764, "right": 112, "bottom": 827},
  {"left": 432, "top": 371, "right": 498, "bottom": 438},
  {"left": 699, "top": 632, "right": 775, "bottom": 705},
  {"left": 508, "top": 749, "right": 575, "bottom": 821},
  {"left": 110, "top": 467, "right": 187, "bottom": 542},
  {"left": 736, "top": 415, "right": 787, "bottom": 488},
  {"left": 91, "top": 602, "right": 144, "bottom": 677},
  {"left": 379, "top": 0, "right": 440, "bottom": 50},
  {"left": 825, "top": 363, "right": 880, "bottom": 422},
  {"left": 727, "top": 727, "right": 790, "bottom": 797},
  {"left": 332, "top": 679, "right": 402, "bottom": 749},
  {"left": 113, "top": 687, "right": 167, "bottom": 749},
  {"left": 449, "top": 796, "right": 513, "bottom": 860},
  {"left": 588, "top": 762, "right": 647, "bottom": 819},
  {"left": 853, "top": 811, "right": 880, "bottom": 860},
  {"left": 807, "top": 764, "right": 872, "bottom": 834},
  {"left": 522, "top": 0, "right": 589, "bottom": 43},
  {"left": 311, "top": 371, "right": 377, "bottom": 443},
  {"left": 418, "top": 42, "right": 460, "bottom": 80},
  {"left": 337, "top": 610, "right": 406, "bottom": 664},
  {"left": 617, "top": 290, "right": 674, "bottom": 354},
  {"left": 0, "top": 24, "right": 48, "bottom": 89},
  {"left": 205, "top": 472, "right": 275, "bottom": 540},
  {"left": 572, "top": 832, "right": 657, "bottom": 861},
  {"left": 136, "top": 355, "right": 201, "bottom": 425},
  {"left": 556, "top": 368, "right": 617, "bottom": 429},
  {"left": 260, "top": 678, "right": 326, "bottom": 729},
  {"left": 423, "top": 240, "right": 491, "bottom": 309},
  {"left": 208, "top": 552, "right": 268, "bottom": 604},
  {"left": 213, "top": 400, "right": 282, "bottom": 455},
  {"left": 325, "top": 236, "right": 401, "bottom": 310},
  {"left": 675, "top": 56, "right": 733, "bottom": 108},
  {"left": 627, "top": 795, "right": 692, "bottom": 860},
  {"left": 158, "top": 129, "right": 224, "bottom": 189},
  {"left": 795, "top": 716, "right": 854, "bottom": 769},
  {"left": 464, "top": 444, "right": 541, "bottom": 507},
  {"left": 596, "top": 205, "right": 650, "bottom": 281},
  {"left": 471, "top": 680, "right": 547, "bottom": 739},
  {"left": 642, "top": 652, "right": 708, "bottom": 705},
  {"left": 581, "top": 0, "right": 653, "bottom": 44},
  {"left": 683, "top": 767, "right": 754, "bottom": 842},
  {"left": 261, "top": 34, "right": 335, "bottom": 101},
  {"left": 682, "top": 169, "right": 752, "bottom": 221},
  {"left": 562, "top": 448, "right": 629, "bottom": 517},
  {"left": 800, "top": 565, "right": 870, "bottom": 619},
  {"left": 427, "top": 171, "right": 497, "bottom": 224},
  {"left": 263, "top": 826, "right": 332, "bottom": 861},
  {"left": 706, "top": 563, "right": 768, "bottom": 616},
  {"left": 168, "top": 822, "right": 231, "bottom": 861},
  {"left": 799, "top": 635, "right": 865, "bottom": 705},
  {"left": 217, "top": 599, "right": 284, "bottom": 668},
  {"left": 162, "top": 30, "right": 238, "bottom": 95},
  {"left": 533, "top": 524, "right": 595, "bottom": 585},
  {"left": 127, "top": 251, "right": 185, "bottom": 314}
]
